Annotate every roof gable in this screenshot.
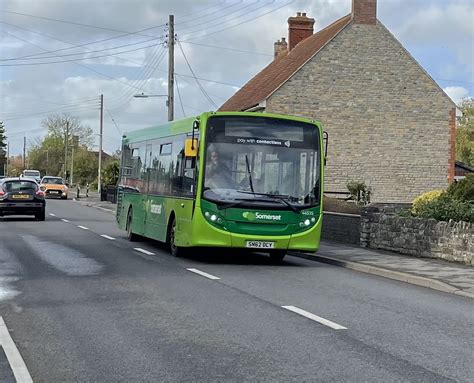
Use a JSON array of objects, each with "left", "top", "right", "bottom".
[{"left": 219, "top": 14, "right": 352, "bottom": 112}]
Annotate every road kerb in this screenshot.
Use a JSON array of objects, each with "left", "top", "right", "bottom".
[{"left": 291, "top": 252, "right": 472, "bottom": 299}]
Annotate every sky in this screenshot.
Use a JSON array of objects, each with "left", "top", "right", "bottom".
[{"left": 0, "top": 0, "right": 473, "bottom": 156}]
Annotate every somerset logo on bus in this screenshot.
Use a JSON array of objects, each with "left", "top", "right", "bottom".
[{"left": 242, "top": 212, "right": 282, "bottom": 221}]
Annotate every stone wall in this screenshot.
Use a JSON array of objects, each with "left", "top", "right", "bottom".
[
  {"left": 322, "top": 212, "right": 361, "bottom": 245},
  {"left": 266, "top": 21, "right": 455, "bottom": 203},
  {"left": 361, "top": 205, "right": 474, "bottom": 266}
]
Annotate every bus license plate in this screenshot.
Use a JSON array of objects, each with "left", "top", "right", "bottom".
[{"left": 246, "top": 241, "right": 275, "bottom": 249}]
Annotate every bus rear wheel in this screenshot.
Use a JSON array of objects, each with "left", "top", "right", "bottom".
[
  {"left": 126, "top": 208, "right": 139, "bottom": 242},
  {"left": 168, "top": 217, "right": 184, "bottom": 257},
  {"left": 269, "top": 250, "right": 286, "bottom": 263}
]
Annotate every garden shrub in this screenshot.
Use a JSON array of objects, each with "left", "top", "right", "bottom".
[
  {"left": 446, "top": 174, "right": 474, "bottom": 202},
  {"left": 415, "top": 193, "right": 474, "bottom": 223},
  {"left": 411, "top": 189, "right": 444, "bottom": 215},
  {"left": 346, "top": 181, "right": 371, "bottom": 205}
]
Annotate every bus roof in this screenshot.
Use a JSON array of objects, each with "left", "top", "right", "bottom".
[{"left": 122, "top": 112, "right": 321, "bottom": 144}]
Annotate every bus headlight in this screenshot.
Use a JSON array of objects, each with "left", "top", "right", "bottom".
[
  {"left": 210, "top": 214, "right": 217, "bottom": 222},
  {"left": 299, "top": 218, "right": 313, "bottom": 228}
]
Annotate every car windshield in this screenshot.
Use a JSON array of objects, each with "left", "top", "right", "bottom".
[
  {"left": 203, "top": 116, "right": 320, "bottom": 208},
  {"left": 3, "top": 181, "right": 38, "bottom": 192},
  {"left": 43, "top": 178, "right": 64, "bottom": 185}
]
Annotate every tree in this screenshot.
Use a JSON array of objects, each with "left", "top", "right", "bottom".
[
  {"left": 27, "top": 114, "right": 95, "bottom": 180},
  {"left": 0, "top": 121, "right": 7, "bottom": 175},
  {"left": 102, "top": 160, "right": 119, "bottom": 186},
  {"left": 456, "top": 97, "right": 474, "bottom": 166}
]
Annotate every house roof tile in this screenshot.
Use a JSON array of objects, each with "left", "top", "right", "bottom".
[{"left": 219, "top": 14, "right": 352, "bottom": 111}]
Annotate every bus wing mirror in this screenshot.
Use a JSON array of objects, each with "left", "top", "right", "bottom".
[
  {"left": 185, "top": 139, "right": 198, "bottom": 157},
  {"left": 323, "top": 131, "right": 329, "bottom": 166}
]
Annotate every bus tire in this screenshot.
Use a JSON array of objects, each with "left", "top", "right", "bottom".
[
  {"left": 269, "top": 250, "right": 286, "bottom": 263},
  {"left": 126, "top": 208, "right": 139, "bottom": 242},
  {"left": 168, "top": 216, "right": 184, "bottom": 257}
]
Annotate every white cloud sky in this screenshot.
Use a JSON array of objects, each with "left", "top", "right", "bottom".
[
  {"left": 443, "top": 86, "right": 469, "bottom": 104},
  {"left": 0, "top": 0, "right": 473, "bottom": 155}
]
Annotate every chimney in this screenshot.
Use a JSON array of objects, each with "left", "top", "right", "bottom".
[
  {"left": 287, "top": 12, "right": 315, "bottom": 51},
  {"left": 274, "top": 37, "right": 288, "bottom": 59},
  {"left": 352, "top": 0, "right": 377, "bottom": 25}
]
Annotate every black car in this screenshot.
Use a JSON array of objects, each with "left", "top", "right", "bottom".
[{"left": 0, "top": 178, "right": 46, "bottom": 221}]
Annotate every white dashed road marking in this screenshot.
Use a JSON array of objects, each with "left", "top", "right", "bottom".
[
  {"left": 61, "top": 219, "right": 69, "bottom": 223},
  {"left": 49, "top": 213, "right": 56, "bottom": 217},
  {"left": 187, "top": 268, "right": 221, "bottom": 280},
  {"left": 78, "top": 226, "right": 89, "bottom": 230},
  {"left": 0, "top": 316, "right": 33, "bottom": 383},
  {"left": 282, "top": 306, "right": 347, "bottom": 330},
  {"left": 134, "top": 248, "right": 155, "bottom": 256},
  {"left": 100, "top": 235, "right": 115, "bottom": 240}
]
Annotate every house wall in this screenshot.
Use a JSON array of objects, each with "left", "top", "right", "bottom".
[{"left": 266, "top": 21, "right": 455, "bottom": 203}]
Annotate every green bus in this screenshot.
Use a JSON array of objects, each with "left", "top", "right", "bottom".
[{"left": 117, "top": 111, "right": 325, "bottom": 262}]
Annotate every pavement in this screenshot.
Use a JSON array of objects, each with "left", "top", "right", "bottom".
[{"left": 72, "top": 190, "right": 474, "bottom": 299}]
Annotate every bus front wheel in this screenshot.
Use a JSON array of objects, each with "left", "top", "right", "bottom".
[
  {"left": 269, "top": 250, "right": 286, "bottom": 263},
  {"left": 126, "top": 208, "right": 139, "bottom": 242},
  {"left": 168, "top": 217, "right": 184, "bottom": 257}
]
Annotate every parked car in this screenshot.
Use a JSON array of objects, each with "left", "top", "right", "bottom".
[
  {"left": 40, "top": 176, "right": 68, "bottom": 199},
  {"left": 0, "top": 178, "right": 46, "bottom": 220}
]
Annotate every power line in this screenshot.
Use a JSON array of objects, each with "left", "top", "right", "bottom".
[
  {"left": 2, "top": 29, "right": 156, "bottom": 93},
  {"left": 0, "top": 9, "right": 164, "bottom": 37},
  {"left": 177, "top": 40, "right": 218, "bottom": 109},
  {"left": 182, "top": 0, "right": 294, "bottom": 42},
  {"left": 0, "top": 42, "right": 162, "bottom": 66},
  {"left": 175, "top": 76, "right": 186, "bottom": 118},
  {"left": 0, "top": 20, "right": 162, "bottom": 62},
  {"left": 175, "top": 74, "right": 229, "bottom": 101},
  {"left": 180, "top": 40, "right": 272, "bottom": 57},
  {"left": 1, "top": 24, "right": 167, "bottom": 62}
]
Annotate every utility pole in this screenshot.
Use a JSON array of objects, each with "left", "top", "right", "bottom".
[
  {"left": 70, "top": 135, "right": 78, "bottom": 186},
  {"left": 6, "top": 141, "right": 9, "bottom": 177},
  {"left": 23, "top": 136, "right": 26, "bottom": 170},
  {"left": 98, "top": 94, "right": 104, "bottom": 195},
  {"left": 168, "top": 14, "right": 174, "bottom": 122},
  {"left": 64, "top": 121, "right": 69, "bottom": 180}
]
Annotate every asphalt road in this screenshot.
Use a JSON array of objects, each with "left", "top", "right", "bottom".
[{"left": 0, "top": 199, "right": 472, "bottom": 382}]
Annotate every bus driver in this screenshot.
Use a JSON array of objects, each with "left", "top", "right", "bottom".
[{"left": 205, "top": 150, "right": 235, "bottom": 190}]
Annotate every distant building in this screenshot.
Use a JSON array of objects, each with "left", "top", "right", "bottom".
[
  {"left": 455, "top": 161, "right": 474, "bottom": 181},
  {"left": 91, "top": 151, "right": 112, "bottom": 163},
  {"left": 220, "top": 0, "right": 456, "bottom": 202}
]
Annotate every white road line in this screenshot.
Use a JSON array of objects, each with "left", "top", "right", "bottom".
[
  {"left": 100, "top": 235, "right": 115, "bottom": 240},
  {"left": 61, "top": 219, "right": 69, "bottom": 223},
  {"left": 187, "top": 268, "right": 221, "bottom": 280},
  {"left": 0, "top": 317, "right": 33, "bottom": 383},
  {"left": 281, "top": 306, "right": 347, "bottom": 330},
  {"left": 78, "top": 225, "right": 89, "bottom": 230},
  {"left": 134, "top": 248, "right": 155, "bottom": 256},
  {"left": 49, "top": 213, "right": 56, "bottom": 217}
]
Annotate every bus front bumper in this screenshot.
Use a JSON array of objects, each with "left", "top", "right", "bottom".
[{"left": 190, "top": 213, "right": 322, "bottom": 253}]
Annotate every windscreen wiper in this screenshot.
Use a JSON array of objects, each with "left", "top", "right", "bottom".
[
  {"left": 236, "top": 190, "right": 301, "bottom": 213},
  {"left": 245, "top": 154, "right": 254, "bottom": 193}
]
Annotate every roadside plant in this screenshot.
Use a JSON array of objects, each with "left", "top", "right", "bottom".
[
  {"left": 411, "top": 189, "right": 444, "bottom": 215},
  {"left": 415, "top": 193, "right": 474, "bottom": 222},
  {"left": 446, "top": 174, "right": 474, "bottom": 202},
  {"left": 346, "top": 181, "right": 371, "bottom": 205}
]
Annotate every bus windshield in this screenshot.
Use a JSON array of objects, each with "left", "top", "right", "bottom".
[{"left": 203, "top": 116, "right": 320, "bottom": 209}]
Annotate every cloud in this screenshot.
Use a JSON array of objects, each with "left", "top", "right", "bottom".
[{"left": 443, "top": 86, "right": 469, "bottom": 104}]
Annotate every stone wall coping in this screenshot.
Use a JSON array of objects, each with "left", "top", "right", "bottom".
[{"left": 323, "top": 211, "right": 361, "bottom": 218}]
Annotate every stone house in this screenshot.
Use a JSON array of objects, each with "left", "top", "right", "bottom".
[{"left": 219, "top": 0, "right": 457, "bottom": 203}]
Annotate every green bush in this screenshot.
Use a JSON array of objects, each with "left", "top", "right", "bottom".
[
  {"left": 446, "top": 174, "right": 474, "bottom": 202},
  {"left": 415, "top": 193, "right": 474, "bottom": 222},
  {"left": 346, "top": 181, "right": 371, "bottom": 205},
  {"left": 411, "top": 189, "right": 444, "bottom": 215}
]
